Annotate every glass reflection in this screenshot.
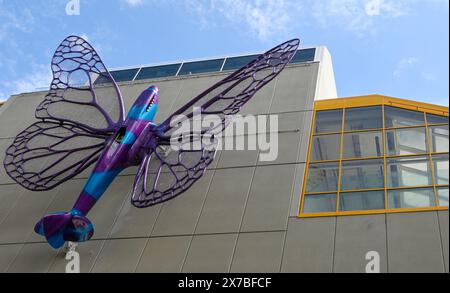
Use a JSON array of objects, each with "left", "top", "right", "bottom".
[
  {"left": 311, "top": 134, "right": 341, "bottom": 161},
  {"left": 385, "top": 106, "right": 425, "bottom": 128},
  {"left": 303, "top": 194, "right": 336, "bottom": 213},
  {"left": 340, "top": 159, "right": 384, "bottom": 190},
  {"left": 438, "top": 188, "right": 449, "bottom": 207},
  {"left": 388, "top": 188, "right": 435, "bottom": 208},
  {"left": 427, "top": 114, "right": 449, "bottom": 125},
  {"left": 306, "top": 162, "right": 339, "bottom": 193},
  {"left": 433, "top": 155, "right": 449, "bottom": 185},
  {"left": 343, "top": 131, "right": 383, "bottom": 158},
  {"left": 429, "top": 125, "right": 449, "bottom": 153},
  {"left": 387, "top": 156, "right": 432, "bottom": 187},
  {"left": 386, "top": 127, "right": 428, "bottom": 156},
  {"left": 344, "top": 106, "right": 382, "bottom": 131},
  {"left": 178, "top": 59, "right": 225, "bottom": 76},
  {"left": 340, "top": 190, "right": 385, "bottom": 211},
  {"left": 314, "top": 110, "right": 343, "bottom": 134}
]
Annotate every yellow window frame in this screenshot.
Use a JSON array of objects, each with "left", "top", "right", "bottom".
[{"left": 299, "top": 94, "right": 449, "bottom": 218}]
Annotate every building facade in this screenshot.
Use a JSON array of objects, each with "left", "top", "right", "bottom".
[{"left": 0, "top": 46, "right": 448, "bottom": 273}]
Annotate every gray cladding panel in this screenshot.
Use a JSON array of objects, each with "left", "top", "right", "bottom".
[
  {"left": 438, "top": 211, "right": 449, "bottom": 273},
  {"left": 7, "top": 242, "right": 60, "bottom": 273},
  {"left": 387, "top": 212, "right": 445, "bottom": 273},
  {"left": 334, "top": 214, "right": 387, "bottom": 273},
  {"left": 0, "top": 244, "right": 23, "bottom": 272},
  {"left": 241, "top": 164, "right": 296, "bottom": 232},
  {"left": 281, "top": 217, "right": 335, "bottom": 273},
  {"left": 0, "top": 184, "right": 25, "bottom": 226},
  {"left": 0, "top": 188, "right": 58, "bottom": 244},
  {"left": 135, "top": 236, "right": 191, "bottom": 273},
  {"left": 151, "top": 171, "right": 213, "bottom": 237},
  {"left": 0, "top": 138, "right": 14, "bottom": 184},
  {"left": 196, "top": 167, "right": 254, "bottom": 234},
  {"left": 182, "top": 233, "right": 237, "bottom": 273},
  {"left": 90, "top": 238, "right": 147, "bottom": 273},
  {"left": 270, "top": 64, "right": 318, "bottom": 113},
  {"left": 48, "top": 240, "right": 105, "bottom": 273},
  {"left": 0, "top": 94, "right": 44, "bottom": 138},
  {"left": 230, "top": 231, "right": 284, "bottom": 273}
]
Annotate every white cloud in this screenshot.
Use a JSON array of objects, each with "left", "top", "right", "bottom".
[
  {"left": 123, "top": 0, "right": 145, "bottom": 7},
  {"left": 393, "top": 57, "right": 419, "bottom": 78},
  {"left": 207, "top": 0, "right": 301, "bottom": 40},
  {"left": 365, "top": 0, "right": 407, "bottom": 17},
  {"left": 311, "top": 0, "right": 410, "bottom": 35},
  {"left": 1, "top": 64, "right": 52, "bottom": 97},
  {"left": 121, "top": 0, "right": 446, "bottom": 38},
  {"left": 0, "top": 92, "right": 7, "bottom": 103},
  {"left": 0, "top": 3, "right": 35, "bottom": 41},
  {"left": 126, "top": 0, "right": 301, "bottom": 40},
  {"left": 421, "top": 72, "right": 437, "bottom": 82}
]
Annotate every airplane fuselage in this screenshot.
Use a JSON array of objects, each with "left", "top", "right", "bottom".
[{"left": 71, "top": 85, "right": 160, "bottom": 216}]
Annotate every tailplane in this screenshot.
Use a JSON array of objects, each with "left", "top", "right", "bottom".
[{"left": 34, "top": 211, "right": 94, "bottom": 249}]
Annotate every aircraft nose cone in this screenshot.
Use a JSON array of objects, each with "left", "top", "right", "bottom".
[{"left": 148, "top": 85, "right": 159, "bottom": 93}]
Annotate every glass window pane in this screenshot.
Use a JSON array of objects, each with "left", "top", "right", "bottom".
[
  {"left": 222, "top": 55, "right": 259, "bottom": 71},
  {"left": 135, "top": 64, "right": 181, "bottom": 80},
  {"left": 303, "top": 194, "right": 336, "bottom": 213},
  {"left": 344, "top": 106, "right": 382, "bottom": 131},
  {"left": 310, "top": 134, "right": 341, "bottom": 161},
  {"left": 388, "top": 188, "right": 435, "bottom": 208},
  {"left": 110, "top": 68, "right": 139, "bottom": 82},
  {"left": 178, "top": 59, "right": 224, "bottom": 76},
  {"left": 387, "top": 156, "right": 432, "bottom": 188},
  {"left": 342, "top": 131, "right": 383, "bottom": 159},
  {"left": 314, "top": 109, "right": 343, "bottom": 134},
  {"left": 306, "top": 162, "right": 339, "bottom": 193},
  {"left": 340, "top": 190, "right": 385, "bottom": 211},
  {"left": 427, "top": 113, "right": 449, "bottom": 124},
  {"left": 384, "top": 106, "right": 425, "bottom": 128},
  {"left": 433, "top": 154, "right": 449, "bottom": 185},
  {"left": 429, "top": 125, "right": 449, "bottom": 153},
  {"left": 386, "top": 127, "right": 428, "bottom": 156},
  {"left": 290, "top": 48, "right": 316, "bottom": 64},
  {"left": 438, "top": 187, "right": 449, "bottom": 207},
  {"left": 340, "top": 159, "right": 384, "bottom": 191}
]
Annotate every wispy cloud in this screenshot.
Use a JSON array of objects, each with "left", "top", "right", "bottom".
[
  {"left": 1, "top": 64, "right": 52, "bottom": 98},
  {"left": 197, "top": 0, "right": 301, "bottom": 40},
  {"left": 0, "top": 92, "right": 7, "bottom": 103},
  {"left": 122, "top": 0, "right": 145, "bottom": 7},
  {"left": 393, "top": 57, "right": 419, "bottom": 78},
  {"left": 121, "top": 0, "right": 424, "bottom": 39},
  {"left": 0, "top": 5, "right": 35, "bottom": 41},
  {"left": 123, "top": 0, "right": 301, "bottom": 40},
  {"left": 311, "top": 0, "right": 410, "bottom": 35}
]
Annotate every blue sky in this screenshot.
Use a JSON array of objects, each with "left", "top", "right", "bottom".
[{"left": 0, "top": 0, "right": 448, "bottom": 106}]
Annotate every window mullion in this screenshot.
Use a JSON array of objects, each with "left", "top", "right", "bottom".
[{"left": 336, "top": 108, "right": 346, "bottom": 212}]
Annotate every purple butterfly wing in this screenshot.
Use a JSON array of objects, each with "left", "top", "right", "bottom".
[
  {"left": 131, "top": 145, "right": 216, "bottom": 207},
  {"left": 4, "top": 35, "right": 122, "bottom": 191},
  {"left": 35, "top": 35, "right": 125, "bottom": 133},
  {"left": 130, "top": 39, "right": 300, "bottom": 207},
  {"left": 4, "top": 121, "right": 108, "bottom": 191}
]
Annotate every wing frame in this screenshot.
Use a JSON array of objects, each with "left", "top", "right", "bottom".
[
  {"left": 156, "top": 38, "right": 300, "bottom": 136},
  {"left": 130, "top": 38, "right": 300, "bottom": 207},
  {"left": 130, "top": 145, "right": 217, "bottom": 208},
  {"left": 35, "top": 35, "right": 125, "bottom": 134},
  {"left": 3, "top": 120, "right": 110, "bottom": 191}
]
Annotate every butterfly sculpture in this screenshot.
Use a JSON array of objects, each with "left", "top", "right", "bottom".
[{"left": 3, "top": 35, "right": 299, "bottom": 249}]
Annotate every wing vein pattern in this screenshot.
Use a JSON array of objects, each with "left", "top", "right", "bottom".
[{"left": 131, "top": 39, "right": 300, "bottom": 207}]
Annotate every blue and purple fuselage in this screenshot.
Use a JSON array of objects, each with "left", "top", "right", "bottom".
[{"left": 35, "top": 86, "right": 160, "bottom": 248}]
